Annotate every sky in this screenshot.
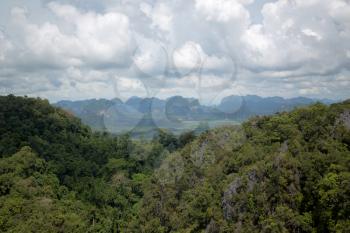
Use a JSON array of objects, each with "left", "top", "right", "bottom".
[{"left": 0, "top": 0, "right": 349, "bottom": 104}]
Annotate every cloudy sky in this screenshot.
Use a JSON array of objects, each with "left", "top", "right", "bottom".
[{"left": 0, "top": 0, "right": 349, "bottom": 104}]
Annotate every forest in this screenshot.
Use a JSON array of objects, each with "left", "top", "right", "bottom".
[{"left": 0, "top": 95, "right": 349, "bottom": 232}]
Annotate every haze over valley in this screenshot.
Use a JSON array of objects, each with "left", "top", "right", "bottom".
[{"left": 55, "top": 95, "right": 336, "bottom": 136}]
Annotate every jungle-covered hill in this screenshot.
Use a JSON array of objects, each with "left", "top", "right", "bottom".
[
  {"left": 0, "top": 95, "right": 349, "bottom": 232},
  {"left": 133, "top": 100, "right": 350, "bottom": 233},
  {"left": 0, "top": 95, "right": 193, "bottom": 232}
]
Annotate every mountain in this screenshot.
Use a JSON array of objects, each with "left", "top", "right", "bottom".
[
  {"left": 55, "top": 95, "right": 335, "bottom": 135},
  {"left": 216, "top": 95, "right": 335, "bottom": 120},
  {"left": 125, "top": 97, "right": 166, "bottom": 114},
  {"left": 55, "top": 98, "right": 122, "bottom": 130}
]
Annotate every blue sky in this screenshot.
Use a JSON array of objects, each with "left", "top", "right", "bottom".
[{"left": 0, "top": 0, "right": 349, "bottom": 104}]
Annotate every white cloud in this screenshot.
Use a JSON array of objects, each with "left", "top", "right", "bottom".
[
  {"left": 132, "top": 35, "right": 168, "bottom": 76},
  {"left": 140, "top": 2, "right": 173, "bottom": 32},
  {"left": 9, "top": 2, "right": 135, "bottom": 70},
  {"left": 195, "top": 0, "right": 251, "bottom": 23},
  {"left": 0, "top": 0, "right": 349, "bottom": 102},
  {"left": 173, "top": 41, "right": 232, "bottom": 73},
  {"left": 66, "top": 67, "right": 111, "bottom": 83},
  {"left": 237, "top": 0, "right": 350, "bottom": 77},
  {"left": 113, "top": 76, "right": 148, "bottom": 99},
  {"left": 173, "top": 41, "right": 203, "bottom": 70},
  {"left": 302, "top": 28, "right": 322, "bottom": 41}
]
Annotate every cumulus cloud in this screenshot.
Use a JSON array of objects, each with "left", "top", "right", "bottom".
[
  {"left": 195, "top": 0, "right": 251, "bottom": 23},
  {"left": 173, "top": 41, "right": 233, "bottom": 75},
  {"left": 0, "top": 0, "right": 349, "bottom": 102},
  {"left": 132, "top": 35, "right": 168, "bottom": 76},
  {"left": 140, "top": 2, "right": 173, "bottom": 32},
  {"left": 238, "top": 0, "right": 350, "bottom": 77},
  {"left": 9, "top": 2, "right": 135, "bottom": 70}
]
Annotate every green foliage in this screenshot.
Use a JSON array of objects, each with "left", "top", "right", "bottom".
[
  {"left": 133, "top": 101, "right": 350, "bottom": 233},
  {"left": 0, "top": 147, "right": 94, "bottom": 233},
  {"left": 1, "top": 95, "right": 349, "bottom": 232},
  {"left": 0, "top": 95, "right": 176, "bottom": 232}
]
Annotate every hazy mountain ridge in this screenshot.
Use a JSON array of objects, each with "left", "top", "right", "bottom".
[{"left": 55, "top": 95, "right": 336, "bottom": 134}]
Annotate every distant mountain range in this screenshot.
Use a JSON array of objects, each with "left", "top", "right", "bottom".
[{"left": 55, "top": 95, "right": 336, "bottom": 136}]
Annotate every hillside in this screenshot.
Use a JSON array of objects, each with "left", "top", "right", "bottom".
[
  {"left": 130, "top": 100, "right": 350, "bottom": 232},
  {"left": 0, "top": 95, "right": 193, "bottom": 232},
  {"left": 0, "top": 95, "right": 349, "bottom": 232}
]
